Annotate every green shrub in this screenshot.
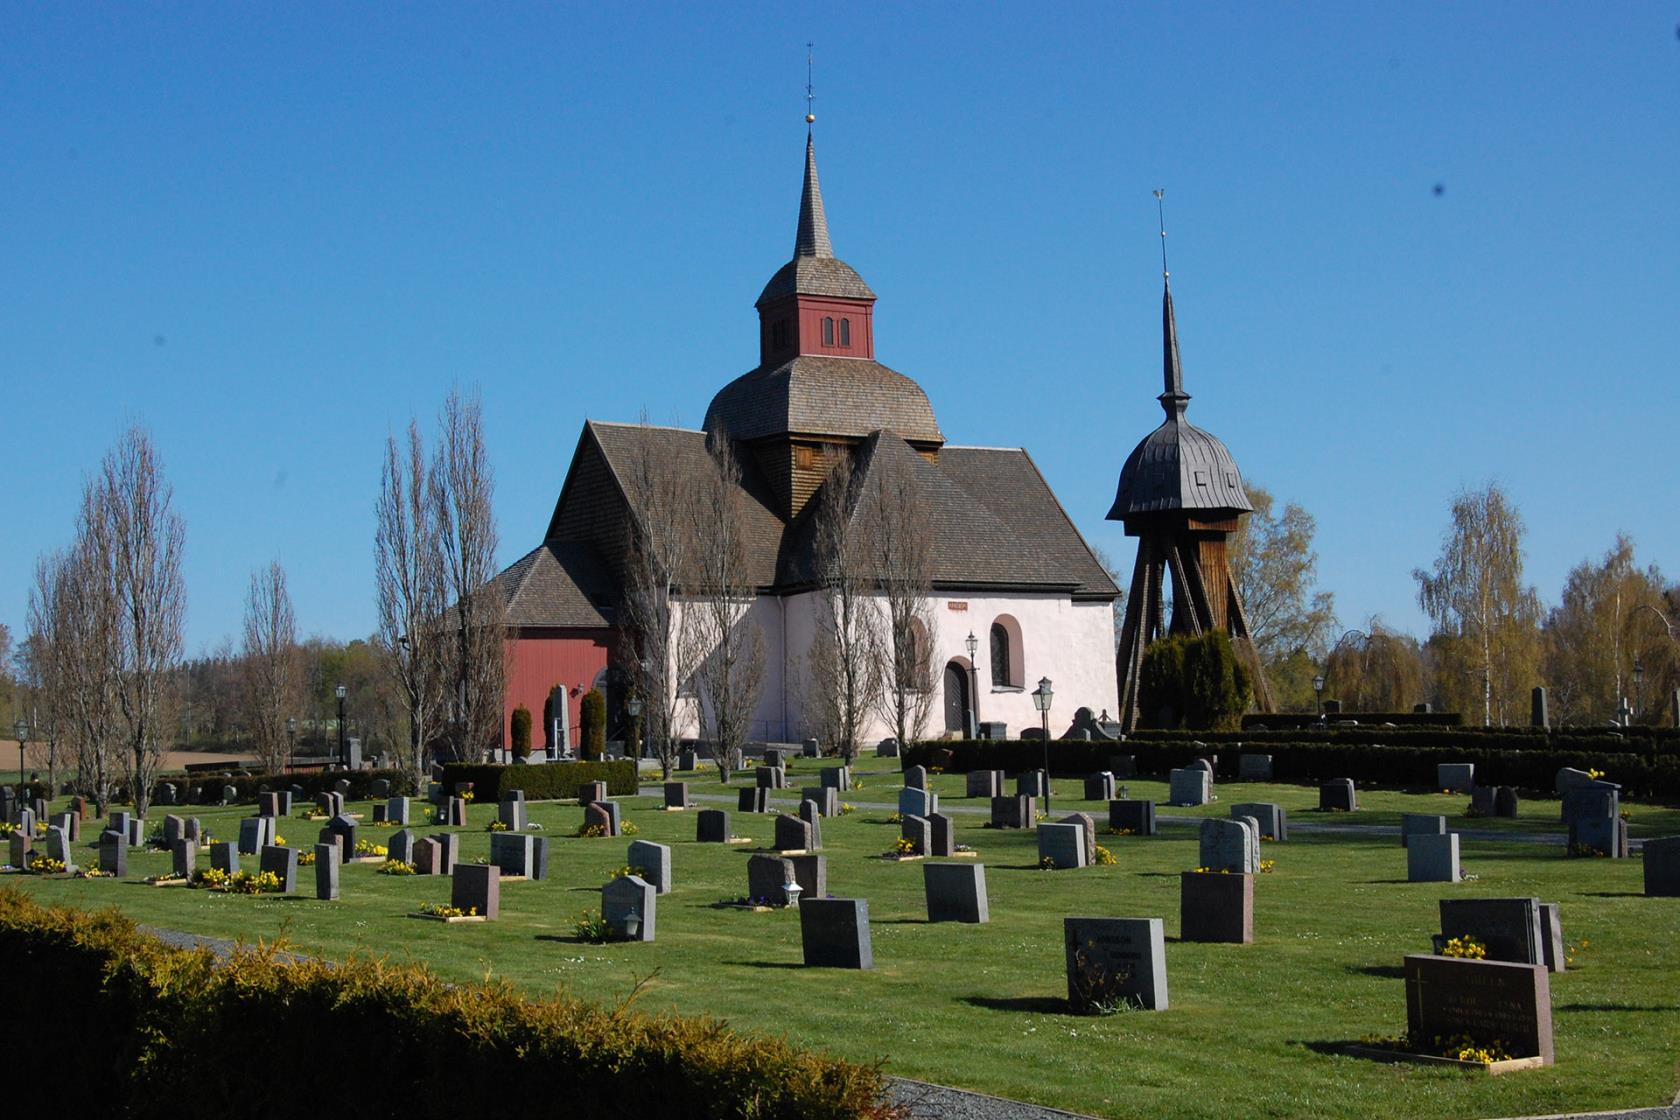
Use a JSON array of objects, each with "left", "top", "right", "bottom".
[
  {"left": 440, "top": 760, "right": 637, "bottom": 802},
  {"left": 0, "top": 887, "right": 889, "bottom": 1119},
  {"left": 581, "top": 689, "right": 607, "bottom": 761},
  {"left": 1140, "top": 632, "right": 1251, "bottom": 730},
  {"left": 511, "top": 706, "right": 533, "bottom": 760}
]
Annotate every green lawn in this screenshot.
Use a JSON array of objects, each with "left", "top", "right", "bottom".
[{"left": 7, "top": 754, "right": 1679, "bottom": 1120}]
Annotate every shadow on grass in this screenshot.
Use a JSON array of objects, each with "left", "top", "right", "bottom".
[
  {"left": 1135, "top": 871, "right": 1178, "bottom": 879},
  {"left": 1294, "top": 1039, "right": 1366, "bottom": 1058},
  {"left": 1559, "top": 1003, "right": 1680, "bottom": 1013},
  {"left": 1359, "top": 879, "right": 1416, "bottom": 885},
  {"left": 876, "top": 918, "right": 929, "bottom": 925},
  {"left": 534, "top": 934, "right": 594, "bottom": 946},
  {"left": 1347, "top": 964, "right": 1407, "bottom": 980},
  {"left": 960, "top": 994, "right": 1071, "bottom": 1015},
  {"left": 1581, "top": 891, "right": 1645, "bottom": 898},
  {"left": 721, "top": 960, "right": 804, "bottom": 970}
]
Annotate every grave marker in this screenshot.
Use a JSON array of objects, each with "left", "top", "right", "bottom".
[
  {"left": 430, "top": 832, "right": 459, "bottom": 875},
  {"left": 1437, "top": 763, "right": 1475, "bottom": 793},
  {"left": 1230, "top": 802, "right": 1287, "bottom": 842},
  {"left": 1199, "top": 817, "right": 1258, "bottom": 873},
  {"left": 627, "top": 839, "right": 672, "bottom": 894},
  {"left": 663, "top": 782, "right": 690, "bottom": 810},
  {"left": 211, "top": 841, "right": 238, "bottom": 874},
  {"left": 990, "top": 795, "right": 1035, "bottom": 830},
  {"left": 1401, "top": 813, "right": 1447, "bottom": 849},
  {"left": 1016, "top": 771, "right": 1048, "bottom": 799},
  {"left": 584, "top": 802, "right": 617, "bottom": 838},
  {"left": 412, "top": 837, "right": 442, "bottom": 875},
  {"left": 899, "top": 788, "right": 938, "bottom": 818},
  {"left": 1408, "top": 833, "right": 1460, "bottom": 883},
  {"left": 451, "top": 863, "right": 499, "bottom": 920},
  {"left": 904, "top": 765, "right": 929, "bottom": 790},
  {"left": 489, "top": 832, "right": 535, "bottom": 877},
  {"left": 1403, "top": 954, "right": 1553, "bottom": 1064},
  {"left": 1083, "top": 773, "right": 1115, "bottom": 802},
  {"left": 1644, "top": 835, "right": 1680, "bottom": 897},
  {"left": 820, "top": 766, "right": 851, "bottom": 792},
  {"left": 170, "top": 838, "right": 195, "bottom": 879},
  {"left": 1319, "top": 779, "right": 1357, "bottom": 812},
  {"left": 259, "top": 844, "right": 298, "bottom": 894},
  {"left": 799, "top": 898, "right": 873, "bottom": 969},
  {"left": 924, "top": 862, "right": 988, "bottom": 923},
  {"left": 899, "top": 814, "right": 932, "bottom": 856},
  {"left": 965, "top": 770, "right": 1002, "bottom": 798},
  {"left": 315, "top": 842, "right": 340, "bottom": 900},
  {"left": 775, "top": 814, "right": 814, "bottom": 852},
  {"left": 1168, "top": 768, "right": 1210, "bottom": 807},
  {"left": 1064, "top": 917, "right": 1167, "bottom": 1012},
  {"left": 797, "top": 799, "right": 824, "bottom": 849},
  {"left": 1109, "top": 799, "right": 1156, "bottom": 836},
  {"left": 747, "top": 854, "right": 795, "bottom": 904},
  {"left": 1440, "top": 897, "right": 1544, "bottom": 966},
  {"left": 1237, "top": 754, "right": 1273, "bottom": 781},
  {"left": 737, "top": 787, "right": 769, "bottom": 814},
  {"left": 928, "top": 813, "right": 956, "bottom": 857},
  {"left": 1538, "top": 902, "right": 1565, "bottom": 973},
  {"left": 1037, "top": 822, "right": 1086, "bottom": 869},
  {"left": 1180, "top": 871, "right": 1253, "bottom": 943},
  {"left": 99, "top": 831, "right": 127, "bottom": 876},
  {"left": 602, "top": 874, "right": 656, "bottom": 941},
  {"left": 696, "top": 808, "right": 731, "bottom": 843}
]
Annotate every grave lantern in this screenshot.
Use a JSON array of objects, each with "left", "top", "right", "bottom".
[
  {"left": 622, "top": 908, "right": 641, "bottom": 941},
  {"left": 784, "top": 880, "right": 804, "bottom": 908}
]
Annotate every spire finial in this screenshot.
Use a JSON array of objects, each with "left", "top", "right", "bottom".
[
  {"left": 1154, "top": 188, "right": 1169, "bottom": 280},
  {"left": 805, "top": 43, "right": 816, "bottom": 127}
]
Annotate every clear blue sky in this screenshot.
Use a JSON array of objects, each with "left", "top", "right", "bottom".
[{"left": 4, "top": 3, "right": 1677, "bottom": 654}]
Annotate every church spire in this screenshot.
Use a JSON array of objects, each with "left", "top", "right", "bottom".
[
  {"left": 1155, "top": 189, "right": 1189, "bottom": 418},
  {"left": 795, "top": 132, "right": 833, "bottom": 257}
]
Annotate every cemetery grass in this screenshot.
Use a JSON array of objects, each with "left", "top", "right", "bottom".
[{"left": 9, "top": 758, "right": 1680, "bottom": 1120}]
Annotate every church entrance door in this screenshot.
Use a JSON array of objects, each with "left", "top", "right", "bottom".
[{"left": 943, "top": 662, "right": 969, "bottom": 735}]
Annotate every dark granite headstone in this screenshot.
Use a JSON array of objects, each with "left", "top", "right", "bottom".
[
  {"left": 578, "top": 781, "right": 608, "bottom": 807},
  {"left": 663, "top": 782, "right": 690, "bottom": 810},
  {"left": 990, "top": 795, "right": 1035, "bottom": 829},
  {"left": 775, "top": 814, "right": 814, "bottom": 852},
  {"left": 489, "top": 831, "right": 535, "bottom": 877},
  {"left": 928, "top": 813, "right": 955, "bottom": 857},
  {"left": 1644, "top": 835, "right": 1680, "bottom": 897},
  {"left": 451, "top": 863, "right": 499, "bottom": 920},
  {"left": 965, "top": 770, "right": 1002, "bottom": 798},
  {"left": 584, "top": 802, "right": 617, "bottom": 837},
  {"left": 601, "top": 874, "right": 656, "bottom": 941},
  {"left": 430, "top": 832, "right": 459, "bottom": 874},
  {"left": 899, "top": 814, "right": 931, "bottom": 856},
  {"left": 1064, "top": 917, "right": 1167, "bottom": 1012},
  {"left": 1083, "top": 773, "right": 1116, "bottom": 802},
  {"left": 1230, "top": 802, "right": 1287, "bottom": 842},
  {"left": 1319, "top": 779, "right": 1356, "bottom": 812},
  {"left": 820, "top": 766, "right": 851, "bottom": 792},
  {"left": 788, "top": 853, "right": 828, "bottom": 900},
  {"left": 1181, "top": 871, "right": 1253, "bottom": 943},
  {"left": 388, "top": 828, "right": 414, "bottom": 865},
  {"left": 1016, "top": 771, "right": 1048, "bottom": 799},
  {"left": 314, "top": 842, "right": 340, "bottom": 900},
  {"left": 737, "top": 786, "right": 769, "bottom": 813},
  {"left": 170, "top": 838, "right": 195, "bottom": 879},
  {"left": 412, "top": 837, "right": 442, "bottom": 875},
  {"left": 797, "top": 799, "right": 824, "bottom": 849},
  {"left": 1037, "top": 822, "right": 1086, "bottom": 869},
  {"left": 530, "top": 836, "right": 550, "bottom": 882},
  {"left": 746, "top": 853, "right": 795, "bottom": 905},
  {"left": 1439, "top": 897, "right": 1544, "bottom": 966},
  {"left": 1109, "top": 799, "right": 1156, "bottom": 836},
  {"left": 211, "top": 841, "right": 238, "bottom": 875},
  {"left": 798, "top": 897, "right": 873, "bottom": 969},
  {"left": 1401, "top": 813, "right": 1447, "bottom": 849},
  {"left": 904, "top": 765, "right": 928, "bottom": 791},
  {"left": 627, "top": 839, "right": 672, "bottom": 894},
  {"left": 259, "top": 844, "right": 298, "bottom": 893},
  {"left": 696, "top": 808, "right": 730, "bottom": 843},
  {"left": 924, "top": 862, "right": 988, "bottom": 923},
  {"left": 99, "top": 831, "right": 127, "bottom": 876}
]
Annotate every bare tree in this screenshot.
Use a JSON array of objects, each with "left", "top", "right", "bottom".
[
  {"left": 376, "top": 421, "right": 448, "bottom": 791},
  {"left": 434, "top": 390, "right": 507, "bottom": 761},
  {"left": 53, "top": 524, "right": 122, "bottom": 813},
  {"left": 96, "top": 428, "right": 186, "bottom": 818},
  {"left": 804, "top": 456, "right": 881, "bottom": 763},
  {"left": 619, "top": 415, "right": 696, "bottom": 778},
  {"left": 865, "top": 449, "right": 937, "bottom": 747},
  {"left": 683, "top": 430, "right": 766, "bottom": 781},
  {"left": 23, "top": 558, "right": 67, "bottom": 791},
  {"left": 241, "top": 561, "right": 300, "bottom": 775}
]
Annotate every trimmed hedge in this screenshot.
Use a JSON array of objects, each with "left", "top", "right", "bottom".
[
  {"left": 440, "top": 759, "right": 638, "bottom": 802},
  {"left": 902, "top": 738, "right": 1680, "bottom": 800},
  {"left": 0, "top": 888, "right": 888, "bottom": 1119},
  {"left": 1243, "top": 711, "right": 1465, "bottom": 729},
  {"left": 149, "top": 767, "right": 416, "bottom": 806},
  {"left": 1126, "top": 725, "right": 1680, "bottom": 754}
]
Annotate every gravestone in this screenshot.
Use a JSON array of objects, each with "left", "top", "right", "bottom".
[
  {"left": 1401, "top": 813, "right": 1447, "bottom": 849},
  {"left": 1181, "top": 870, "right": 1253, "bottom": 943},
  {"left": 447, "top": 797, "right": 468, "bottom": 827},
  {"left": 238, "top": 816, "right": 271, "bottom": 856},
  {"left": 183, "top": 817, "right": 201, "bottom": 844},
  {"left": 99, "top": 831, "right": 127, "bottom": 876},
  {"left": 222, "top": 785, "right": 238, "bottom": 805},
  {"left": 1189, "top": 758, "right": 1215, "bottom": 781},
  {"left": 788, "top": 853, "right": 828, "bottom": 900},
  {"left": 430, "top": 832, "right": 459, "bottom": 875},
  {"left": 370, "top": 778, "right": 391, "bottom": 799},
  {"left": 327, "top": 813, "right": 357, "bottom": 859},
  {"left": 1437, "top": 763, "right": 1475, "bottom": 793},
  {"left": 258, "top": 792, "right": 282, "bottom": 818},
  {"left": 451, "top": 863, "right": 499, "bottom": 920},
  {"left": 7, "top": 832, "right": 29, "bottom": 870},
  {"left": 746, "top": 854, "right": 796, "bottom": 904},
  {"left": 876, "top": 738, "right": 899, "bottom": 758},
  {"left": 924, "top": 862, "right": 988, "bottom": 923},
  {"left": 801, "top": 787, "right": 839, "bottom": 818},
  {"left": 1319, "top": 779, "right": 1357, "bottom": 812},
  {"left": 1469, "top": 786, "right": 1498, "bottom": 816},
  {"left": 1408, "top": 833, "right": 1460, "bottom": 883},
  {"left": 1168, "top": 768, "right": 1211, "bottom": 807},
  {"left": 259, "top": 844, "right": 298, "bottom": 893},
  {"left": 601, "top": 874, "right": 656, "bottom": 941},
  {"left": 966, "top": 770, "right": 1002, "bottom": 798},
  {"left": 1493, "top": 787, "right": 1520, "bottom": 818},
  {"left": 678, "top": 749, "right": 697, "bottom": 771},
  {"left": 315, "top": 792, "right": 336, "bottom": 817},
  {"left": 1083, "top": 773, "right": 1115, "bottom": 802},
  {"left": 802, "top": 738, "right": 821, "bottom": 758},
  {"left": 315, "top": 842, "right": 340, "bottom": 900},
  {"left": 763, "top": 748, "right": 784, "bottom": 768},
  {"left": 125, "top": 817, "right": 144, "bottom": 848},
  {"left": 1109, "top": 799, "right": 1157, "bottom": 836},
  {"left": 1237, "top": 754, "right": 1273, "bottom": 781},
  {"left": 899, "top": 788, "right": 938, "bottom": 818},
  {"left": 663, "top": 782, "right": 690, "bottom": 810},
  {"left": 820, "top": 766, "right": 851, "bottom": 792},
  {"left": 1554, "top": 767, "right": 1606, "bottom": 795},
  {"left": 333, "top": 778, "right": 351, "bottom": 797},
  {"left": 754, "top": 766, "right": 786, "bottom": 790},
  {"left": 52, "top": 812, "right": 79, "bottom": 843},
  {"left": 1064, "top": 917, "right": 1167, "bottom": 1012},
  {"left": 170, "top": 838, "right": 195, "bottom": 879},
  {"left": 797, "top": 799, "right": 824, "bottom": 849},
  {"left": 1531, "top": 685, "right": 1549, "bottom": 728},
  {"left": 990, "top": 795, "right": 1035, "bottom": 830},
  {"left": 737, "top": 787, "right": 769, "bottom": 814},
  {"left": 1016, "top": 771, "right": 1048, "bottom": 799},
  {"left": 627, "top": 839, "right": 672, "bottom": 894},
  {"left": 47, "top": 825, "right": 76, "bottom": 873},
  {"left": 775, "top": 814, "right": 814, "bottom": 852},
  {"left": 372, "top": 804, "right": 388, "bottom": 824},
  {"left": 584, "top": 802, "right": 618, "bottom": 837},
  {"left": 156, "top": 782, "right": 178, "bottom": 806},
  {"left": 928, "top": 813, "right": 956, "bottom": 858},
  {"left": 109, "top": 810, "right": 132, "bottom": 838},
  {"left": 530, "top": 836, "right": 552, "bottom": 881},
  {"left": 904, "top": 765, "right": 929, "bottom": 791},
  {"left": 1059, "top": 812, "right": 1097, "bottom": 863},
  {"left": 412, "top": 837, "right": 443, "bottom": 875},
  {"left": 578, "top": 781, "right": 608, "bottom": 807},
  {"left": 900, "top": 814, "right": 932, "bottom": 856},
  {"left": 696, "top": 808, "right": 731, "bottom": 843},
  {"left": 1037, "top": 822, "right": 1087, "bottom": 869},
  {"left": 1200, "top": 817, "right": 1258, "bottom": 873},
  {"left": 211, "top": 841, "right": 238, "bottom": 874},
  {"left": 799, "top": 897, "right": 873, "bottom": 969},
  {"left": 1644, "top": 835, "right": 1680, "bottom": 897},
  {"left": 489, "top": 832, "right": 535, "bottom": 877},
  {"left": 1230, "top": 802, "right": 1287, "bottom": 842},
  {"left": 497, "top": 797, "right": 527, "bottom": 832},
  {"left": 1403, "top": 954, "right": 1553, "bottom": 1064},
  {"left": 1539, "top": 902, "right": 1565, "bottom": 973},
  {"left": 1571, "top": 814, "right": 1629, "bottom": 858},
  {"left": 389, "top": 829, "right": 414, "bottom": 865},
  {"left": 387, "top": 797, "right": 411, "bottom": 826},
  {"left": 1440, "top": 897, "right": 1544, "bottom": 966}
]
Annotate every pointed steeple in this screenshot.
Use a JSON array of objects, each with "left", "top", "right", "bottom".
[
  {"left": 1158, "top": 280, "right": 1191, "bottom": 417},
  {"left": 795, "top": 134, "right": 834, "bottom": 258}
]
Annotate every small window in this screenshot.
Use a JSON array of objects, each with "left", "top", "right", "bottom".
[
  {"left": 990, "top": 624, "right": 1011, "bottom": 688},
  {"left": 772, "top": 320, "right": 788, "bottom": 350},
  {"left": 839, "top": 318, "right": 851, "bottom": 346},
  {"left": 822, "top": 317, "right": 835, "bottom": 345},
  {"left": 1193, "top": 469, "right": 1209, "bottom": 487}
]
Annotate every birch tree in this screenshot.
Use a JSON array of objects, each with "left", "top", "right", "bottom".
[
  {"left": 376, "top": 420, "right": 448, "bottom": 790},
  {"left": 1414, "top": 483, "right": 1541, "bottom": 726},
  {"left": 1229, "top": 484, "right": 1337, "bottom": 664},
  {"left": 1542, "top": 535, "right": 1676, "bottom": 725},
  {"left": 805, "top": 457, "right": 881, "bottom": 762},
  {"left": 241, "top": 561, "right": 300, "bottom": 775},
  {"left": 683, "top": 430, "right": 766, "bottom": 781}
]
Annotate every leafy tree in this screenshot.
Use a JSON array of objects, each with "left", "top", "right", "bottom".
[
  {"left": 1228, "top": 484, "right": 1337, "bottom": 668},
  {"left": 1324, "top": 621, "right": 1426, "bottom": 712},
  {"left": 1542, "top": 534, "right": 1677, "bottom": 725},
  {"left": 1414, "top": 483, "right": 1542, "bottom": 726}
]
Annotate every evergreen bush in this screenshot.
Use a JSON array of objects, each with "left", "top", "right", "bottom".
[
  {"left": 581, "top": 689, "right": 607, "bottom": 761},
  {"left": 511, "top": 705, "right": 533, "bottom": 760}
]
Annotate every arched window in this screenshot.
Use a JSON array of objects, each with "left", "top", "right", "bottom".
[
  {"left": 822, "top": 316, "right": 835, "bottom": 345},
  {"left": 990, "top": 624, "right": 1010, "bottom": 687},
  {"left": 839, "top": 318, "right": 851, "bottom": 346},
  {"left": 989, "top": 614, "right": 1025, "bottom": 689}
]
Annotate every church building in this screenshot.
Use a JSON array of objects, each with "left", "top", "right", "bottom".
[{"left": 492, "top": 130, "right": 1119, "bottom": 750}]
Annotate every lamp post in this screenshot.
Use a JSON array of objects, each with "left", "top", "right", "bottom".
[
  {"left": 335, "top": 684, "right": 348, "bottom": 767},
  {"left": 1313, "top": 675, "right": 1326, "bottom": 719},
  {"left": 12, "top": 719, "right": 27, "bottom": 786},
  {"left": 627, "top": 696, "right": 644, "bottom": 759},
  {"left": 1031, "top": 677, "right": 1053, "bottom": 815},
  {"left": 964, "top": 631, "right": 980, "bottom": 739},
  {"left": 286, "top": 716, "right": 298, "bottom": 762},
  {"left": 1632, "top": 661, "right": 1645, "bottom": 726}
]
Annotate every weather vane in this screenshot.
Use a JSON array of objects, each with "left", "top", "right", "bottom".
[
  {"left": 1154, "top": 188, "right": 1169, "bottom": 279},
  {"left": 806, "top": 43, "right": 816, "bottom": 126}
]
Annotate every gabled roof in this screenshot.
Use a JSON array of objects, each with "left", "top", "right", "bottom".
[
  {"left": 704, "top": 355, "right": 943, "bottom": 444},
  {"left": 492, "top": 540, "right": 616, "bottom": 628}
]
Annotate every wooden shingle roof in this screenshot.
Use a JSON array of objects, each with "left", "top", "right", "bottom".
[{"left": 704, "top": 355, "right": 943, "bottom": 444}]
